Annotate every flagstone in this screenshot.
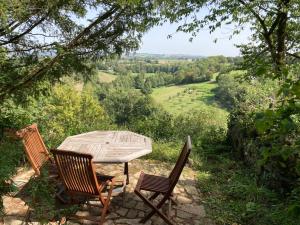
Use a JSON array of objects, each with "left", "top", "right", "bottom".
[{"left": 1, "top": 159, "right": 213, "bottom": 225}]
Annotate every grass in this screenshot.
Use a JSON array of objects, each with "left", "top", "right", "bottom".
[
  {"left": 195, "top": 150, "right": 300, "bottom": 225},
  {"left": 147, "top": 139, "right": 300, "bottom": 225},
  {"left": 151, "top": 81, "right": 228, "bottom": 117},
  {"left": 97, "top": 70, "right": 117, "bottom": 83}
]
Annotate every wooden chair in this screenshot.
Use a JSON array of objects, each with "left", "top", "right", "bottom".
[
  {"left": 16, "top": 123, "right": 56, "bottom": 176},
  {"left": 134, "top": 136, "right": 192, "bottom": 225},
  {"left": 51, "top": 149, "right": 116, "bottom": 225}
]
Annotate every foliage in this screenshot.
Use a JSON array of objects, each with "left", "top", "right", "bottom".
[
  {"left": 0, "top": 139, "right": 24, "bottom": 215},
  {"left": 25, "top": 165, "right": 57, "bottom": 223},
  {"left": 101, "top": 89, "right": 156, "bottom": 125},
  {"left": 129, "top": 108, "right": 174, "bottom": 140},
  {"left": 97, "top": 56, "right": 238, "bottom": 88},
  {"left": 40, "top": 84, "right": 111, "bottom": 146},
  {"left": 253, "top": 64, "right": 300, "bottom": 191},
  {"left": 158, "top": 0, "right": 300, "bottom": 76},
  {"left": 0, "top": 0, "right": 160, "bottom": 100},
  {"left": 25, "top": 163, "right": 79, "bottom": 223},
  {"left": 197, "top": 151, "right": 300, "bottom": 225},
  {"left": 171, "top": 109, "right": 227, "bottom": 154},
  {"left": 144, "top": 141, "right": 181, "bottom": 163}
]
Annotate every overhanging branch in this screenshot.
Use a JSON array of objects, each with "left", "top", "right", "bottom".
[{"left": 0, "top": 5, "right": 120, "bottom": 100}]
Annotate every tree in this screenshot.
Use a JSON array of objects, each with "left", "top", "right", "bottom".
[
  {"left": 0, "top": 0, "right": 158, "bottom": 100},
  {"left": 141, "top": 79, "right": 153, "bottom": 94},
  {"left": 134, "top": 73, "right": 145, "bottom": 89},
  {"left": 158, "top": 0, "right": 300, "bottom": 77},
  {"left": 158, "top": 0, "right": 300, "bottom": 193}
]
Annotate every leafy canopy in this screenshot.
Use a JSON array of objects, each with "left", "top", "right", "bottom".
[
  {"left": 0, "top": 0, "right": 159, "bottom": 100},
  {"left": 157, "top": 0, "right": 300, "bottom": 76}
]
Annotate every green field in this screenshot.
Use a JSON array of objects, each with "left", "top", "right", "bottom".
[
  {"left": 97, "top": 70, "right": 117, "bottom": 83},
  {"left": 151, "top": 82, "right": 228, "bottom": 118}
]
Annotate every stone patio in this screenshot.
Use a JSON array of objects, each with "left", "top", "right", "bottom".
[{"left": 1, "top": 159, "right": 215, "bottom": 225}]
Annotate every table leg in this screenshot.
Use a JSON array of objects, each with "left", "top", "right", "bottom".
[{"left": 124, "top": 162, "right": 129, "bottom": 185}]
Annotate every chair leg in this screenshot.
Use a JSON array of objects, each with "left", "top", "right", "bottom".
[
  {"left": 136, "top": 190, "right": 174, "bottom": 225},
  {"left": 99, "top": 179, "right": 115, "bottom": 225},
  {"left": 99, "top": 197, "right": 109, "bottom": 225},
  {"left": 122, "top": 185, "right": 126, "bottom": 206},
  {"left": 149, "top": 192, "right": 160, "bottom": 201},
  {"left": 55, "top": 185, "right": 67, "bottom": 204},
  {"left": 168, "top": 199, "right": 172, "bottom": 218},
  {"left": 142, "top": 194, "right": 170, "bottom": 223}
]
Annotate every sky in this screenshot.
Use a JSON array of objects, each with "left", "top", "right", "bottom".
[
  {"left": 83, "top": 6, "right": 252, "bottom": 57},
  {"left": 137, "top": 22, "right": 252, "bottom": 57}
]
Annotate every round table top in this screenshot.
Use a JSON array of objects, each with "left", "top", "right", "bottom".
[{"left": 57, "top": 131, "right": 152, "bottom": 163}]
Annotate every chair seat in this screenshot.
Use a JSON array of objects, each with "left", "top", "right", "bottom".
[
  {"left": 41, "top": 161, "right": 59, "bottom": 178},
  {"left": 97, "top": 174, "right": 127, "bottom": 197},
  {"left": 137, "top": 172, "right": 170, "bottom": 193},
  {"left": 96, "top": 173, "right": 114, "bottom": 182}
]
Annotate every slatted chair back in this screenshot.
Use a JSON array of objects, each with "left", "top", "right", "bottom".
[
  {"left": 51, "top": 149, "right": 101, "bottom": 196},
  {"left": 168, "top": 136, "right": 192, "bottom": 193},
  {"left": 16, "top": 124, "right": 50, "bottom": 175}
]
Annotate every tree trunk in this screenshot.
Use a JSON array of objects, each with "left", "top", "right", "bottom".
[
  {"left": 275, "top": 11, "right": 288, "bottom": 77},
  {"left": 274, "top": 0, "right": 289, "bottom": 77}
]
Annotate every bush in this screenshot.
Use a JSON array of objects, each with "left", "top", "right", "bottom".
[
  {"left": 39, "top": 84, "right": 111, "bottom": 146},
  {"left": 144, "top": 141, "right": 181, "bottom": 163},
  {"left": 25, "top": 164, "right": 79, "bottom": 223},
  {"left": 174, "top": 109, "right": 228, "bottom": 148},
  {"left": 0, "top": 139, "right": 24, "bottom": 215},
  {"left": 129, "top": 109, "right": 174, "bottom": 140}
]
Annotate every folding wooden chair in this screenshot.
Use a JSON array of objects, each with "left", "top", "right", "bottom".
[
  {"left": 16, "top": 123, "right": 56, "bottom": 176},
  {"left": 134, "top": 136, "right": 192, "bottom": 225},
  {"left": 16, "top": 124, "right": 70, "bottom": 203},
  {"left": 51, "top": 149, "right": 116, "bottom": 225}
]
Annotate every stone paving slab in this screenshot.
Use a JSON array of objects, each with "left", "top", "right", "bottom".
[{"left": 1, "top": 160, "right": 215, "bottom": 225}]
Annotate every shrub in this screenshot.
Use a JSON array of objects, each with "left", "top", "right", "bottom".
[
  {"left": 174, "top": 109, "right": 228, "bottom": 148},
  {"left": 0, "top": 139, "right": 24, "bottom": 215},
  {"left": 40, "top": 84, "right": 111, "bottom": 146}
]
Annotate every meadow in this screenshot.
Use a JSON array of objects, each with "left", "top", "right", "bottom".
[
  {"left": 151, "top": 82, "right": 228, "bottom": 119},
  {"left": 97, "top": 70, "right": 117, "bottom": 83}
]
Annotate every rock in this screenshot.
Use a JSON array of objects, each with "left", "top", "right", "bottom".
[
  {"left": 136, "top": 202, "right": 146, "bottom": 212},
  {"left": 173, "top": 187, "right": 181, "bottom": 194},
  {"left": 116, "top": 208, "right": 128, "bottom": 217},
  {"left": 179, "top": 204, "right": 206, "bottom": 218},
  {"left": 103, "top": 219, "right": 114, "bottom": 225},
  {"left": 126, "top": 209, "right": 137, "bottom": 219},
  {"left": 176, "top": 196, "right": 193, "bottom": 204},
  {"left": 2, "top": 196, "right": 29, "bottom": 217},
  {"left": 115, "top": 218, "right": 140, "bottom": 224},
  {"left": 3, "top": 217, "right": 24, "bottom": 225},
  {"left": 106, "top": 212, "right": 119, "bottom": 219},
  {"left": 138, "top": 211, "right": 145, "bottom": 218},
  {"left": 66, "top": 220, "right": 81, "bottom": 225},
  {"left": 125, "top": 200, "right": 137, "bottom": 208},
  {"left": 75, "top": 210, "right": 90, "bottom": 217},
  {"left": 2, "top": 159, "right": 210, "bottom": 225},
  {"left": 176, "top": 209, "right": 194, "bottom": 219},
  {"left": 151, "top": 216, "right": 165, "bottom": 225},
  {"left": 185, "top": 186, "right": 198, "bottom": 195}
]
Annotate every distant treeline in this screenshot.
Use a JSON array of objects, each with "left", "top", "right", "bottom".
[
  {"left": 96, "top": 56, "right": 242, "bottom": 93},
  {"left": 98, "top": 55, "right": 241, "bottom": 75}
]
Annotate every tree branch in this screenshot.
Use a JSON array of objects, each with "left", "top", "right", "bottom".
[
  {"left": 287, "top": 52, "right": 300, "bottom": 59},
  {"left": 0, "top": 5, "right": 120, "bottom": 100},
  {"left": 0, "top": 16, "right": 47, "bottom": 46},
  {"left": 237, "top": 0, "right": 277, "bottom": 69}
]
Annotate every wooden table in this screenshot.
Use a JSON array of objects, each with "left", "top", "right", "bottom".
[{"left": 57, "top": 131, "right": 152, "bottom": 184}]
